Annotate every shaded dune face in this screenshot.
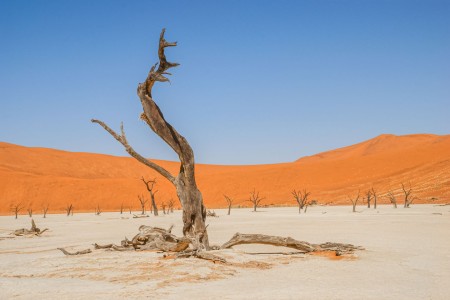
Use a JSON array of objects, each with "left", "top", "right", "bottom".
[{"left": 1, "top": 134, "right": 449, "bottom": 214}]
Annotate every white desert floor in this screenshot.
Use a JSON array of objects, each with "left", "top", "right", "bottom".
[{"left": 0, "top": 205, "right": 449, "bottom": 299}]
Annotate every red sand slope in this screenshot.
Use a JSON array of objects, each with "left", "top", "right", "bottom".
[{"left": 1, "top": 134, "right": 449, "bottom": 214}]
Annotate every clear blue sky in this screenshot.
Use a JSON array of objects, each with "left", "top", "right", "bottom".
[{"left": 1, "top": 1, "right": 449, "bottom": 165}]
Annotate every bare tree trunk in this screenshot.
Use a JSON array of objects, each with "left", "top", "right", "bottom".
[
  {"left": 372, "top": 188, "right": 377, "bottom": 209},
  {"left": 92, "top": 29, "right": 209, "bottom": 249},
  {"left": 228, "top": 205, "right": 231, "bottom": 215}
]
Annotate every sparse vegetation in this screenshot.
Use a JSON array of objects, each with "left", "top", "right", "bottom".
[{"left": 401, "top": 183, "right": 417, "bottom": 208}]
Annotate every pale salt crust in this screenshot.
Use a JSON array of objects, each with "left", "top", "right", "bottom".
[{"left": 0, "top": 205, "right": 449, "bottom": 299}]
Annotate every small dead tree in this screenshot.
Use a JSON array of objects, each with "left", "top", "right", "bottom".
[
  {"left": 348, "top": 191, "right": 360, "bottom": 212},
  {"left": 141, "top": 177, "right": 159, "bottom": 216},
  {"left": 401, "top": 183, "right": 416, "bottom": 208},
  {"left": 27, "top": 204, "right": 33, "bottom": 217},
  {"left": 224, "top": 194, "right": 233, "bottom": 215},
  {"left": 137, "top": 195, "right": 148, "bottom": 215},
  {"left": 42, "top": 203, "right": 50, "bottom": 218},
  {"left": 65, "top": 204, "right": 73, "bottom": 216},
  {"left": 161, "top": 201, "right": 167, "bottom": 214},
  {"left": 120, "top": 202, "right": 124, "bottom": 214},
  {"left": 291, "top": 189, "right": 310, "bottom": 214},
  {"left": 387, "top": 190, "right": 398, "bottom": 208},
  {"left": 10, "top": 201, "right": 24, "bottom": 219},
  {"left": 168, "top": 199, "right": 175, "bottom": 213},
  {"left": 365, "top": 190, "right": 372, "bottom": 208},
  {"left": 248, "top": 189, "right": 265, "bottom": 212},
  {"left": 95, "top": 204, "right": 101, "bottom": 216},
  {"left": 371, "top": 187, "right": 378, "bottom": 209}
]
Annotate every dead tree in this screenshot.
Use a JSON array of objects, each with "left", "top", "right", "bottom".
[
  {"left": 248, "top": 189, "right": 265, "bottom": 212},
  {"left": 42, "top": 203, "right": 50, "bottom": 218},
  {"left": 120, "top": 202, "right": 124, "bottom": 214},
  {"left": 10, "top": 202, "right": 24, "bottom": 219},
  {"left": 92, "top": 30, "right": 209, "bottom": 248},
  {"left": 95, "top": 204, "right": 101, "bottom": 216},
  {"left": 89, "top": 29, "right": 364, "bottom": 254},
  {"left": 65, "top": 204, "right": 73, "bottom": 216},
  {"left": 161, "top": 201, "right": 167, "bottom": 214},
  {"left": 348, "top": 191, "right": 360, "bottom": 212},
  {"left": 141, "top": 177, "right": 159, "bottom": 216},
  {"left": 371, "top": 187, "right": 378, "bottom": 209},
  {"left": 27, "top": 205, "right": 33, "bottom": 217},
  {"left": 291, "top": 189, "right": 310, "bottom": 214},
  {"left": 387, "top": 190, "right": 398, "bottom": 208},
  {"left": 224, "top": 194, "right": 233, "bottom": 215},
  {"left": 365, "top": 190, "right": 372, "bottom": 208},
  {"left": 137, "top": 195, "right": 148, "bottom": 215},
  {"left": 168, "top": 199, "right": 175, "bottom": 213},
  {"left": 401, "top": 183, "right": 416, "bottom": 208}
]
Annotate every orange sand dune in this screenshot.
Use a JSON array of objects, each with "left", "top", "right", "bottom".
[{"left": 1, "top": 134, "right": 449, "bottom": 214}]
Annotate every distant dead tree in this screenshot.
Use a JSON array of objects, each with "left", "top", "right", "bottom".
[
  {"left": 138, "top": 195, "right": 148, "bottom": 215},
  {"left": 42, "top": 203, "right": 50, "bottom": 218},
  {"left": 168, "top": 199, "right": 175, "bottom": 213},
  {"left": 128, "top": 204, "right": 132, "bottom": 214},
  {"left": 365, "top": 190, "right": 372, "bottom": 208},
  {"left": 348, "top": 191, "right": 360, "bottom": 212},
  {"left": 401, "top": 183, "right": 416, "bottom": 208},
  {"left": 387, "top": 190, "right": 398, "bottom": 208},
  {"left": 141, "top": 177, "right": 159, "bottom": 216},
  {"left": 161, "top": 201, "right": 167, "bottom": 214},
  {"left": 224, "top": 194, "right": 234, "bottom": 215},
  {"left": 65, "top": 204, "right": 73, "bottom": 216},
  {"left": 120, "top": 202, "right": 124, "bottom": 214},
  {"left": 27, "top": 203, "right": 33, "bottom": 217},
  {"left": 248, "top": 189, "right": 265, "bottom": 212},
  {"left": 10, "top": 201, "right": 24, "bottom": 219},
  {"left": 291, "top": 189, "right": 310, "bottom": 214},
  {"left": 371, "top": 187, "right": 378, "bottom": 209},
  {"left": 95, "top": 204, "right": 101, "bottom": 216}
]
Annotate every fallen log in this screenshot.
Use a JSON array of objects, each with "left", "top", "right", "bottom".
[
  {"left": 58, "top": 248, "right": 92, "bottom": 256},
  {"left": 221, "top": 233, "right": 363, "bottom": 256}
]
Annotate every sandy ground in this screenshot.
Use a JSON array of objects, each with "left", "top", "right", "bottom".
[{"left": 0, "top": 205, "right": 449, "bottom": 299}]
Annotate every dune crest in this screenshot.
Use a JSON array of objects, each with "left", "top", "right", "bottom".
[{"left": 1, "top": 134, "right": 449, "bottom": 214}]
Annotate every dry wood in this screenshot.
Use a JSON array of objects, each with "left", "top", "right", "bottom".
[
  {"left": 13, "top": 219, "right": 48, "bottom": 236},
  {"left": 401, "top": 183, "right": 416, "bottom": 208},
  {"left": 42, "top": 203, "right": 50, "bottom": 218},
  {"left": 206, "top": 210, "right": 218, "bottom": 217},
  {"left": 133, "top": 214, "right": 149, "bottom": 218},
  {"left": 221, "top": 233, "right": 363, "bottom": 256},
  {"left": 92, "top": 29, "right": 208, "bottom": 247},
  {"left": 58, "top": 248, "right": 92, "bottom": 256}
]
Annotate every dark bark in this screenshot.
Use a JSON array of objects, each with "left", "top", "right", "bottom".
[
  {"left": 371, "top": 188, "right": 377, "bottom": 209},
  {"left": 92, "top": 29, "right": 209, "bottom": 249},
  {"left": 366, "top": 190, "right": 372, "bottom": 208}
]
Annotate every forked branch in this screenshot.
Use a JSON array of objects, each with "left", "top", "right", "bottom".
[{"left": 91, "top": 119, "right": 175, "bottom": 183}]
